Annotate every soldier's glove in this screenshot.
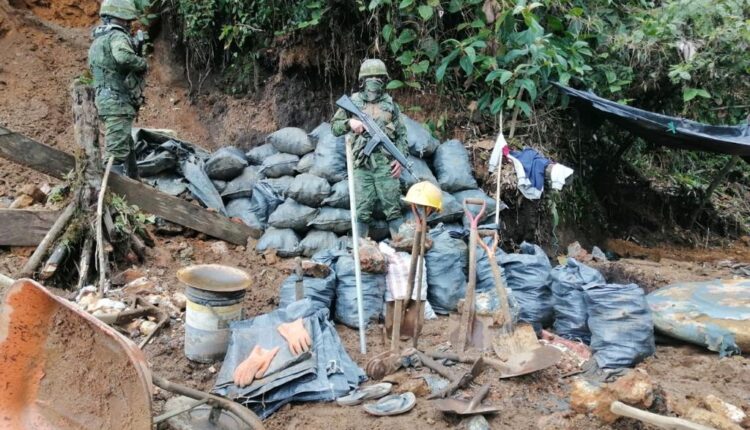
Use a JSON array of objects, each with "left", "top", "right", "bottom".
[
  {"left": 277, "top": 318, "right": 312, "bottom": 356},
  {"left": 233, "top": 345, "right": 280, "bottom": 387}
]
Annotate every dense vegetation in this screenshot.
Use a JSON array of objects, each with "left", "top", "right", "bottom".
[{"left": 158, "top": 0, "right": 750, "bottom": 240}]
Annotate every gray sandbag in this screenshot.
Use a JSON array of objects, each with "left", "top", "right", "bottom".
[
  {"left": 334, "top": 254, "right": 387, "bottom": 328},
  {"left": 205, "top": 147, "right": 248, "bottom": 180},
  {"left": 322, "top": 180, "right": 349, "bottom": 209},
  {"left": 264, "top": 176, "right": 294, "bottom": 197},
  {"left": 308, "top": 125, "right": 346, "bottom": 184},
  {"left": 287, "top": 173, "right": 332, "bottom": 207},
  {"left": 307, "top": 207, "right": 351, "bottom": 234},
  {"left": 433, "top": 140, "right": 478, "bottom": 192},
  {"left": 499, "top": 242, "right": 553, "bottom": 333},
  {"left": 453, "top": 188, "right": 497, "bottom": 228},
  {"left": 226, "top": 198, "right": 263, "bottom": 230},
  {"left": 550, "top": 258, "right": 606, "bottom": 343},
  {"left": 261, "top": 153, "right": 299, "bottom": 178},
  {"left": 144, "top": 174, "right": 187, "bottom": 196},
  {"left": 268, "top": 198, "right": 318, "bottom": 232},
  {"left": 278, "top": 271, "right": 336, "bottom": 310},
  {"left": 299, "top": 230, "right": 340, "bottom": 258},
  {"left": 296, "top": 153, "right": 316, "bottom": 174},
  {"left": 246, "top": 143, "right": 278, "bottom": 165},
  {"left": 426, "top": 224, "right": 468, "bottom": 314},
  {"left": 138, "top": 150, "right": 177, "bottom": 176},
  {"left": 585, "top": 283, "right": 655, "bottom": 369},
  {"left": 403, "top": 115, "right": 440, "bottom": 157},
  {"left": 400, "top": 155, "right": 439, "bottom": 188},
  {"left": 212, "top": 180, "right": 227, "bottom": 193},
  {"left": 268, "top": 127, "right": 315, "bottom": 156},
  {"left": 256, "top": 227, "right": 301, "bottom": 257},
  {"left": 222, "top": 165, "right": 264, "bottom": 200},
  {"left": 249, "top": 181, "right": 284, "bottom": 227},
  {"left": 308, "top": 122, "right": 330, "bottom": 144}
]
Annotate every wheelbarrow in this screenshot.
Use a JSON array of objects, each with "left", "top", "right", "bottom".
[{"left": 0, "top": 279, "right": 264, "bottom": 430}]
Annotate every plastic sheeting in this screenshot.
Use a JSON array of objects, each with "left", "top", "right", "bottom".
[
  {"left": 249, "top": 181, "right": 284, "bottom": 227},
  {"left": 585, "top": 283, "right": 655, "bottom": 369},
  {"left": 214, "top": 300, "right": 365, "bottom": 419},
  {"left": 182, "top": 158, "right": 227, "bottom": 216},
  {"left": 556, "top": 83, "right": 750, "bottom": 159},
  {"left": 647, "top": 278, "right": 750, "bottom": 356},
  {"left": 550, "top": 258, "right": 606, "bottom": 343},
  {"left": 499, "top": 242, "right": 553, "bottom": 333}
]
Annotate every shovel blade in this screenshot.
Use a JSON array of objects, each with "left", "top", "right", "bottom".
[
  {"left": 432, "top": 399, "right": 502, "bottom": 415},
  {"left": 494, "top": 345, "right": 562, "bottom": 379}
]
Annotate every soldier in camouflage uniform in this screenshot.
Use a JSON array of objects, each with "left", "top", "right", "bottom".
[
  {"left": 88, "top": 0, "right": 147, "bottom": 179},
  {"left": 331, "top": 59, "right": 408, "bottom": 238}
]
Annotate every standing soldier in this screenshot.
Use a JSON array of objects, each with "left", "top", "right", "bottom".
[
  {"left": 331, "top": 59, "right": 407, "bottom": 238},
  {"left": 88, "top": 0, "right": 147, "bottom": 179}
]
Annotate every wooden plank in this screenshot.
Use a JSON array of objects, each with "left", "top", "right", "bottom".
[
  {"left": 0, "top": 126, "right": 75, "bottom": 179},
  {"left": 0, "top": 209, "right": 61, "bottom": 246},
  {"left": 0, "top": 129, "right": 260, "bottom": 245}
]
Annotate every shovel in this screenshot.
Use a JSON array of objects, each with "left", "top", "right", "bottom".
[{"left": 432, "top": 384, "right": 501, "bottom": 416}]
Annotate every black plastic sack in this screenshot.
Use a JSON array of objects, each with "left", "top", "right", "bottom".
[
  {"left": 433, "top": 140, "right": 478, "bottom": 192},
  {"left": 585, "top": 283, "right": 655, "bottom": 369},
  {"left": 205, "top": 147, "right": 248, "bottom": 180},
  {"left": 226, "top": 198, "right": 263, "bottom": 230},
  {"left": 249, "top": 181, "right": 284, "bottom": 227},
  {"left": 261, "top": 153, "right": 299, "bottom": 178},
  {"left": 246, "top": 143, "right": 278, "bottom": 165},
  {"left": 322, "top": 180, "right": 349, "bottom": 209},
  {"left": 263, "top": 176, "right": 294, "bottom": 197},
  {"left": 138, "top": 150, "right": 177, "bottom": 176},
  {"left": 299, "top": 230, "right": 340, "bottom": 258},
  {"left": 426, "top": 224, "right": 468, "bottom": 314},
  {"left": 334, "top": 254, "right": 387, "bottom": 328},
  {"left": 550, "top": 258, "right": 606, "bottom": 343},
  {"left": 403, "top": 115, "right": 440, "bottom": 157},
  {"left": 212, "top": 179, "right": 227, "bottom": 193},
  {"left": 183, "top": 158, "right": 227, "bottom": 216},
  {"left": 499, "top": 242, "right": 553, "bottom": 333},
  {"left": 256, "top": 227, "right": 301, "bottom": 257},
  {"left": 268, "top": 127, "right": 315, "bottom": 156},
  {"left": 222, "top": 165, "right": 264, "bottom": 200},
  {"left": 145, "top": 174, "right": 187, "bottom": 196},
  {"left": 307, "top": 207, "right": 351, "bottom": 234},
  {"left": 287, "top": 173, "right": 332, "bottom": 207},
  {"left": 268, "top": 198, "right": 318, "bottom": 232},
  {"left": 400, "top": 155, "right": 439, "bottom": 188},
  {"left": 278, "top": 271, "right": 336, "bottom": 310},
  {"left": 308, "top": 125, "right": 347, "bottom": 184},
  {"left": 296, "top": 153, "right": 316, "bottom": 174},
  {"left": 453, "top": 188, "right": 497, "bottom": 228}
]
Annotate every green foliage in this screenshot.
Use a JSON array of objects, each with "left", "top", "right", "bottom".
[{"left": 110, "top": 194, "right": 155, "bottom": 237}]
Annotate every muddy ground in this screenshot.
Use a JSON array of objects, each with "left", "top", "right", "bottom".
[{"left": 0, "top": 2, "right": 748, "bottom": 429}]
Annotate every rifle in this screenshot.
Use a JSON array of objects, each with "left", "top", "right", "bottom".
[
  {"left": 132, "top": 29, "right": 149, "bottom": 56},
  {"left": 335, "top": 95, "right": 415, "bottom": 179}
]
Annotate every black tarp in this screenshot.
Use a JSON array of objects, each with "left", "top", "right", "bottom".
[{"left": 555, "top": 84, "right": 750, "bottom": 160}]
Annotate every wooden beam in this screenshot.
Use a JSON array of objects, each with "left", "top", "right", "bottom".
[
  {"left": 0, "top": 128, "right": 260, "bottom": 245},
  {"left": 0, "top": 209, "right": 61, "bottom": 246},
  {"left": 0, "top": 126, "right": 75, "bottom": 180}
]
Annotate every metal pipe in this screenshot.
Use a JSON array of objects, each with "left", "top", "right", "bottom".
[{"left": 345, "top": 136, "right": 367, "bottom": 354}]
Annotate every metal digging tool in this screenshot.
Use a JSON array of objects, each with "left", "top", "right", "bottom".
[
  {"left": 432, "top": 384, "right": 501, "bottom": 416},
  {"left": 450, "top": 198, "right": 489, "bottom": 352}
]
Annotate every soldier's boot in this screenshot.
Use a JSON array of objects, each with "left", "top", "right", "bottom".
[
  {"left": 124, "top": 151, "right": 140, "bottom": 180},
  {"left": 357, "top": 222, "right": 369, "bottom": 239},
  {"left": 387, "top": 218, "right": 403, "bottom": 239}
]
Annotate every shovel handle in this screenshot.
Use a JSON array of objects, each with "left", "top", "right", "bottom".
[
  {"left": 463, "top": 198, "right": 486, "bottom": 230},
  {"left": 468, "top": 384, "right": 492, "bottom": 410}
]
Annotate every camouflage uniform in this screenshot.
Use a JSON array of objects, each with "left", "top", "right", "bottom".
[
  {"left": 88, "top": 23, "right": 147, "bottom": 164},
  {"left": 331, "top": 91, "right": 408, "bottom": 224}
]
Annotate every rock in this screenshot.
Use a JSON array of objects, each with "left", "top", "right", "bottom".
[
  {"left": 566, "top": 241, "right": 591, "bottom": 262},
  {"left": 9, "top": 194, "right": 34, "bottom": 209},
  {"left": 210, "top": 241, "right": 229, "bottom": 255},
  {"left": 151, "top": 247, "right": 174, "bottom": 268},
  {"left": 88, "top": 298, "right": 127, "bottom": 316},
  {"left": 0, "top": 196, "right": 12, "bottom": 208},
  {"left": 139, "top": 320, "right": 158, "bottom": 336},
  {"left": 19, "top": 184, "right": 46, "bottom": 203},
  {"left": 608, "top": 369, "right": 654, "bottom": 408},
  {"left": 463, "top": 415, "right": 490, "bottom": 430},
  {"left": 125, "top": 318, "right": 143, "bottom": 336},
  {"left": 76, "top": 285, "right": 98, "bottom": 309},
  {"left": 122, "top": 277, "right": 157, "bottom": 296},
  {"left": 171, "top": 292, "right": 187, "bottom": 310},
  {"left": 279, "top": 259, "right": 331, "bottom": 278},
  {"left": 179, "top": 245, "right": 194, "bottom": 259},
  {"left": 686, "top": 407, "right": 744, "bottom": 430},
  {"left": 591, "top": 246, "right": 608, "bottom": 262},
  {"left": 703, "top": 394, "right": 746, "bottom": 425},
  {"left": 112, "top": 268, "right": 147, "bottom": 286},
  {"left": 359, "top": 238, "right": 386, "bottom": 274},
  {"left": 570, "top": 378, "right": 618, "bottom": 423}
]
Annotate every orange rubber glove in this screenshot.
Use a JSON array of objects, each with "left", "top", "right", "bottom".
[
  {"left": 233, "top": 345, "right": 280, "bottom": 387},
  {"left": 277, "top": 318, "right": 312, "bottom": 356}
]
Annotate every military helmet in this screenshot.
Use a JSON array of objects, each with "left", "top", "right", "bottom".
[
  {"left": 358, "top": 59, "right": 389, "bottom": 80},
  {"left": 403, "top": 181, "right": 443, "bottom": 211},
  {"left": 100, "top": 0, "right": 138, "bottom": 20}
]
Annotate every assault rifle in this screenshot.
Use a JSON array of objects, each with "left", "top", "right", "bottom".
[{"left": 335, "top": 95, "right": 415, "bottom": 179}]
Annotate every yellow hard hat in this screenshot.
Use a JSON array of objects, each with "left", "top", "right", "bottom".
[{"left": 402, "top": 181, "right": 442, "bottom": 211}]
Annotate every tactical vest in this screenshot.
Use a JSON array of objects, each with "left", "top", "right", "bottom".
[
  {"left": 351, "top": 92, "right": 399, "bottom": 168},
  {"left": 89, "top": 25, "right": 145, "bottom": 111}
]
